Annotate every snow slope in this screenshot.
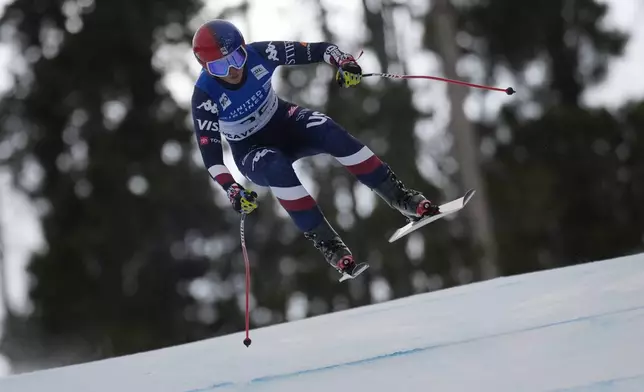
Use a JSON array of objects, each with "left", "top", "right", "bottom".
[{"left": 1, "top": 253, "right": 644, "bottom": 392}]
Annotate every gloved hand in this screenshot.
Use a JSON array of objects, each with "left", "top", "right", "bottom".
[
  {"left": 226, "top": 183, "right": 258, "bottom": 214},
  {"left": 335, "top": 56, "right": 362, "bottom": 88}
]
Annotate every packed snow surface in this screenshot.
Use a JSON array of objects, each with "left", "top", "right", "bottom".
[{"left": 2, "top": 253, "right": 644, "bottom": 391}]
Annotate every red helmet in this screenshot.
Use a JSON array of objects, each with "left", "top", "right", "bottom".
[{"left": 192, "top": 20, "right": 248, "bottom": 77}]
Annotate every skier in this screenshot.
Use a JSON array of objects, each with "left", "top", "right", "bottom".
[{"left": 190, "top": 19, "right": 440, "bottom": 278}]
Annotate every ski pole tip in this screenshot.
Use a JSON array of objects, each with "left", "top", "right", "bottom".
[
  {"left": 243, "top": 338, "right": 252, "bottom": 347},
  {"left": 505, "top": 87, "right": 516, "bottom": 95}
]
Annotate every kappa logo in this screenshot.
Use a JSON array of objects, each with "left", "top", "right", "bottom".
[
  {"left": 219, "top": 93, "right": 232, "bottom": 110},
  {"left": 265, "top": 42, "right": 279, "bottom": 62},
  {"left": 251, "top": 65, "right": 269, "bottom": 80},
  {"left": 251, "top": 149, "right": 275, "bottom": 171},
  {"left": 197, "top": 100, "right": 218, "bottom": 114}
]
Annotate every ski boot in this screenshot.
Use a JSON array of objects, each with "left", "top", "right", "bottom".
[
  {"left": 373, "top": 165, "right": 440, "bottom": 222},
  {"left": 304, "top": 219, "right": 369, "bottom": 281}
]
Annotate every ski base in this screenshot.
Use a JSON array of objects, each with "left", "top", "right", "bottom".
[
  {"left": 339, "top": 262, "right": 370, "bottom": 282},
  {"left": 388, "top": 189, "right": 476, "bottom": 243}
]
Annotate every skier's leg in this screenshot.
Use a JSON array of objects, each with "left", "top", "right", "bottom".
[
  {"left": 290, "top": 108, "right": 440, "bottom": 220},
  {"left": 237, "top": 147, "right": 355, "bottom": 272}
]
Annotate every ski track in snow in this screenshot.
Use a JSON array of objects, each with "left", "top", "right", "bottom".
[
  {"left": 189, "top": 304, "right": 644, "bottom": 391},
  {"left": 1, "top": 253, "right": 644, "bottom": 392}
]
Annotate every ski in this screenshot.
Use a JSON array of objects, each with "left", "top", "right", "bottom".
[
  {"left": 339, "top": 262, "right": 370, "bottom": 282},
  {"left": 388, "top": 189, "right": 476, "bottom": 243}
]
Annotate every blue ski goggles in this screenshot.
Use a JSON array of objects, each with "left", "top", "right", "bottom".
[{"left": 205, "top": 46, "right": 248, "bottom": 77}]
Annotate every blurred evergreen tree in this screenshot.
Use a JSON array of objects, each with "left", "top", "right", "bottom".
[
  {"left": 0, "top": 0, "right": 641, "bottom": 375},
  {"left": 444, "top": 0, "right": 643, "bottom": 273},
  {"left": 0, "top": 0, "right": 248, "bottom": 370}
]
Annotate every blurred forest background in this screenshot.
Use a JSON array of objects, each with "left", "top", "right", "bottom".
[{"left": 1, "top": 0, "right": 643, "bottom": 375}]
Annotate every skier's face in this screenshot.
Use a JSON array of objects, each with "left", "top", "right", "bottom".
[{"left": 220, "top": 66, "right": 244, "bottom": 84}]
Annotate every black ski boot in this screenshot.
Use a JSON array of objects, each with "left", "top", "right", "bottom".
[
  {"left": 373, "top": 166, "right": 440, "bottom": 222},
  {"left": 304, "top": 218, "right": 356, "bottom": 274}
]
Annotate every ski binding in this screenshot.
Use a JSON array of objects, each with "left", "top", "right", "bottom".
[
  {"left": 339, "top": 262, "right": 370, "bottom": 282},
  {"left": 388, "top": 189, "right": 476, "bottom": 243}
]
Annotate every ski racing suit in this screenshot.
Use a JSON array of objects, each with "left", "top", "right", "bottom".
[{"left": 190, "top": 41, "right": 436, "bottom": 273}]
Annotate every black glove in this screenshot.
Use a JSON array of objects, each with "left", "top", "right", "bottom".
[
  {"left": 336, "top": 56, "right": 362, "bottom": 88},
  {"left": 226, "top": 183, "right": 258, "bottom": 214}
]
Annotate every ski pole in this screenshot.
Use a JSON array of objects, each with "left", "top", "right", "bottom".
[
  {"left": 362, "top": 72, "right": 516, "bottom": 95},
  {"left": 240, "top": 212, "right": 252, "bottom": 347}
]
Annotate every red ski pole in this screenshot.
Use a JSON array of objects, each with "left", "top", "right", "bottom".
[
  {"left": 363, "top": 72, "right": 516, "bottom": 95},
  {"left": 240, "top": 212, "right": 252, "bottom": 347}
]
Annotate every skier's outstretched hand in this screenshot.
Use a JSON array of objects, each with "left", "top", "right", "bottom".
[
  {"left": 336, "top": 56, "right": 362, "bottom": 88},
  {"left": 226, "top": 183, "right": 258, "bottom": 214}
]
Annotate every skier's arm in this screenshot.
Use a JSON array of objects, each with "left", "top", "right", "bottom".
[
  {"left": 191, "top": 87, "right": 234, "bottom": 190},
  {"left": 191, "top": 87, "right": 259, "bottom": 214},
  {"left": 249, "top": 41, "right": 356, "bottom": 67}
]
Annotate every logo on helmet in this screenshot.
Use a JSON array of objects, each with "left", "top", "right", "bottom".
[{"left": 192, "top": 20, "right": 245, "bottom": 66}]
